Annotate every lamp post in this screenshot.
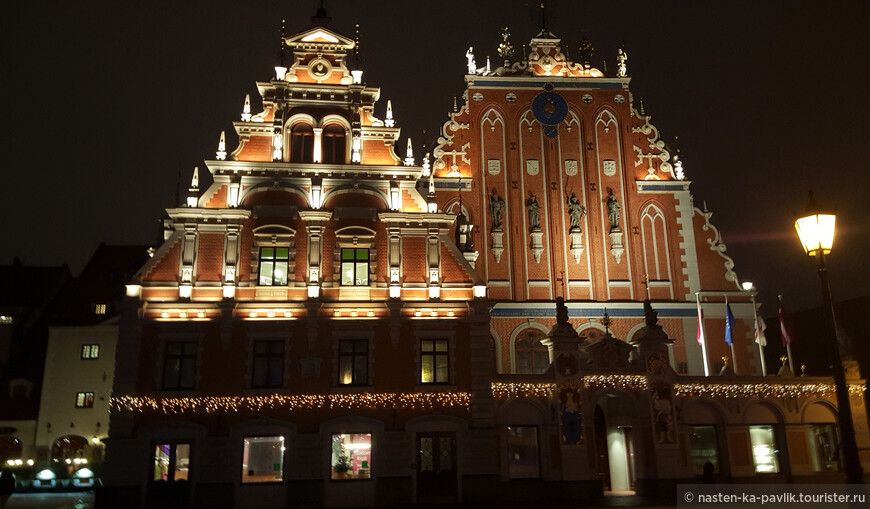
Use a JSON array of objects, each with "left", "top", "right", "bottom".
[{"left": 794, "top": 193, "right": 863, "bottom": 483}]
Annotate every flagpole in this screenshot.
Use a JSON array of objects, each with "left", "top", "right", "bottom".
[
  {"left": 750, "top": 292, "right": 767, "bottom": 376},
  {"left": 726, "top": 295, "right": 737, "bottom": 374},
  {"left": 779, "top": 294, "right": 794, "bottom": 374},
  {"left": 696, "top": 292, "right": 710, "bottom": 376}
]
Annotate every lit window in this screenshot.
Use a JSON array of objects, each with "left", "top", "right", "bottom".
[
  {"left": 75, "top": 392, "right": 94, "bottom": 408},
  {"left": 809, "top": 424, "right": 839, "bottom": 472},
  {"left": 290, "top": 124, "right": 314, "bottom": 163},
  {"left": 338, "top": 340, "right": 368, "bottom": 385},
  {"left": 153, "top": 443, "right": 190, "bottom": 482},
  {"left": 331, "top": 433, "right": 371, "bottom": 480},
  {"left": 749, "top": 425, "right": 780, "bottom": 473},
  {"left": 688, "top": 426, "right": 719, "bottom": 474},
  {"left": 515, "top": 329, "right": 549, "bottom": 374},
  {"left": 163, "top": 341, "right": 197, "bottom": 390},
  {"left": 258, "top": 247, "right": 289, "bottom": 286},
  {"left": 81, "top": 344, "right": 100, "bottom": 360},
  {"left": 507, "top": 426, "right": 539, "bottom": 478},
  {"left": 94, "top": 303, "right": 107, "bottom": 315},
  {"left": 0, "top": 315, "right": 13, "bottom": 324},
  {"left": 322, "top": 124, "right": 346, "bottom": 164},
  {"left": 252, "top": 340, "right": 284, "bottom": 388},
  {"left": 340, "top": 248, "right": 369, "bottom": 286},
  {"left": 421, "top": 339, "right": 448, "bottom": 384},
  {"left": 242, "top": 436, "right": 284, "bottom": 483}
]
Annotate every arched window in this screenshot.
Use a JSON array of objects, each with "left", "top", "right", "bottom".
[
  {"left": 290, "top": 124, "right": 314, "bottom": 163},
  {"left": 515, "top": 329, "right": 549, "bottom": 374},
  {"left": 322, "top": 124, "right": 346, "bottom": 164}
]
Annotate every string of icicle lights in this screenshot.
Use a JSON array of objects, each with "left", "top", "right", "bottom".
[
  {"left": 112, "top": 392, "right": 471, "bottom": 414},
  {"left": 674, "top": 382, "right": 865, "bottom": 399}
]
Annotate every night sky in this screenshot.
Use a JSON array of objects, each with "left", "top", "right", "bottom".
[{"left": 3, "top": 1, "right": 868, "bottom": 317}]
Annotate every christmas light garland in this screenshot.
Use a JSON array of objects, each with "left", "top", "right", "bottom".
[
  {"left": 582, "top": 374, "right": 649, "bottom": 390},
  {"left": 491, "top": 382, "right": 556, "bottom": 399},
  {"left": 112, "top": 392, "right": 471, "bottom": 414},
  {"left": 674, "top": 382, "right": 865, "bottom": 399}
]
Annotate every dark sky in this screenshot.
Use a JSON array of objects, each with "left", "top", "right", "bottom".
[{"left": 2, "top": 1, "right": 868, "bottom": 316}]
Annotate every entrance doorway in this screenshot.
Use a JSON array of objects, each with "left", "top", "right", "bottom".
[
  {"left": 594, "top": 397, "right": 638, "bottom": 494},
  {"left": 416, "top": 432, "right": 456, "bottom": 502}
]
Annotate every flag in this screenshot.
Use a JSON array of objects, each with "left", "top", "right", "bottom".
[
  {"left": 754, "top": 308, "right": 767, "bottom": 347},
  {"left": 725, "top": 300, "right": 736, "bottom": 346},
  {"left": 779, "top": 298, "right": 792, "bottom": 347},
  {"left": 696, "top": 297, "right": 705, "bottom": 346}
]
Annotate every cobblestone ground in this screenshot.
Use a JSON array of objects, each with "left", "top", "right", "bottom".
[
  {"left": 4, "top": 492, "right": 676, "bottom": 508},
  {"left": 6, "top": 492, "right": 94, "bottom": 509}
]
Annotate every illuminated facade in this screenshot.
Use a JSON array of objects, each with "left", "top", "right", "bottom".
[{"left": 102, "top": 16, "right": 869, "bottom": 509}]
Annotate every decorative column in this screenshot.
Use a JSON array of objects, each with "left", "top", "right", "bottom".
[
  {"left": 299, "top": 210, "right": 333, "bottom": 299},
  {"left": 312, "top": 127, "right": 323, "bottom": 163},
  {"left": 388, "top": 226, "right": 402, "bottom": 298},
  {"left": 179, "top": 225, "right": 196, "bottom": 298},
  {"left": 223, "top": 226, "right": 239, "bottom": 299},
  {"left": 427, "top": 227, "right": 441, "bottom": 299}
]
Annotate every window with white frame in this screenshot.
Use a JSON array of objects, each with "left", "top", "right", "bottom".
[
  {"left": 258, "top": 247, "right": 289, "bottom": 286},
  {"left": 75, "top": 392, "right": 94, "bottom": 408},
  {"left": 322, "top": 124, "right": 346, "bottom": 164},
  {"left": 340, "top": 248, "right": 369, "bottom": 286},
  {"left": 242, "top": 436, "right": 284, "bottom": 483}
]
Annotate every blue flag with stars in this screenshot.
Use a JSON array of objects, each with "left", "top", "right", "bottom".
[{"left": 725, "top": 301, "right": 736, "bottom": 345}]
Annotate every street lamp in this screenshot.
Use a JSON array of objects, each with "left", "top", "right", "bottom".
[{"left": 794, "top": 192, "right": 863, "bottom": 483}]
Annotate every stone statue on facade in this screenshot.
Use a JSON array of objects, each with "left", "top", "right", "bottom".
[
  {"left": 466, "top": 47, "right": 477, "bottom": 75},
  {"left": 527, "top": 193, "right": 541, "bottom": 230},
  {"left": 607, "top": 194, "right": 621, "bottom": 229},
  {"left": 567, "top": 192, "right": 585, "bottom": 229},
  {"left": 488, "top": 189, "right": 505, "bottom": 229},
  {"left": 616, "top": 47, "right": 628, "bottom": 77}
]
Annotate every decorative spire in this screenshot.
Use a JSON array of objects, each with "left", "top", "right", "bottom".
[
  {"left": 427, "top": 171, "right": 437, "bottom": 212},
  {"left": 279, "top": 19, "right": 286, "bottom": 67},
  {"left": 354, "top": 24, "right": 362, "bottom": 70},
  {"left": 578, "top": 35, "right": 594, "bottom": 68},
  {"left": 404, "top": 138, "right": 415, "bottom": 166},
  {"left": 421, "top": 152, "right": 431, "bottom": 177},
  {"left": 497, "top": 27, "right": 514, "bottom": 66},
  {"left": 485, "top": 56, "right": 491, "bottom": 74},
  {"left": 452, "top": 96, "right": 458, "bottom": 113},
  {"left": 216, "top": 131, "right": 226, "bottom": 160},
  {"left": 187, "top": 167, "right": 199, "bottom": 207},
  {"left": 384, "top": 100, "right": 395, "bottom": 127},
  {"left": 601, "top": 309, "right": 612, "bottom": 335},
  {"left": 311, "top": 0, "right": 331, "bottom": 27},
  {"left": 241, "top": 94, "right": 251, "bottom": 122},
  {"left": 673, "top": 138, "right": 685, "bottom": 180}
]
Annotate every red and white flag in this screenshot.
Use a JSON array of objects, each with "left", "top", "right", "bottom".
[
  {"left": 779, "top": 295, "right": 792, "bottom": 347},
  {"left": 754, "top": 308, "right": 768, "bottom": 347}
]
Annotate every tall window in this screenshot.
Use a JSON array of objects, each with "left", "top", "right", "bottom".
[
  {"left": 340, "top": 248, "right": 369, "bottom": 286},
  {"left": 515, "top": 329, "right": 549, "bottom": 374},
  {"left": 242, "top": 436, "right": 284, "bottom": 483},
  {"left": 290, "top": 124, "right": 314, "bottom": 163},
  {"left": 809, "top": 424, "right": 839, "bottom": 472},
  {"left": 258, "top": 247, "right": 289, "bottom": 286},
  {"left": 507, "top": 426, "right": 539, "bottom": 478},
  {"left": 749, "top": 425, "right": 779, "bottom": 473},
  {"left": 75, "top": 392, "right": 94, "bottom": 408},
  {"left": 153, "top": 443, "right": 190, "bottom": 482},
  {"left": 252, "top": 340, "right": 284, "bottom": 388},
  {"left": 163, "top": 341, "right": 197, "bottom": 390},
  {"left": 331, "top": 433, "right": 371, "bottom": 480},
  {"left": 421, "top": 339, "right": 448, "bottom": 384},
  {"left": 338, "top": 340, "right": 368, "bottom": 385},
  {"left": 688, "top": 426, "right": 719, "bottom": 474},
  {"left": 81, "top": 344, "right": 100, "bottom": 360},
  {"left": 322, "top": 124, "right": 346, "bottom": 164}
]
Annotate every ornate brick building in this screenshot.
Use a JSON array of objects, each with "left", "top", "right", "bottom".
[{"left": 101, "top": 15, "right": 869, "bottom": 509}]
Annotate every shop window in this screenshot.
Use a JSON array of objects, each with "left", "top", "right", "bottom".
[
  {"left": 163, "top": 341, "right": 197, "bottom": 390},
  {"left": 809, "top": 424, "right": 839, "bottom": 472},
  {"left": 258, "top": 247, "right": 289, "bottom": 286},
  {"left": 252, "top": 340, "right": 284, "bottom": 388},
  {"left": 749, "top": 425, "right": 780, "bottom": 473},
  {"left": 331, "top": 433, "right": 371, "bottom": 480},
  {"left": 81, "top": 344, "right": 100, "bottom": 360},
  {"left": 507, "top": 426, "right": 539, "bottom": 478},
  {"left": 515, "top": 329, "right": 549, "bottom": 374},
  {"left": 338, "top": 339, "right": 368, "bottom": 385},
  {"left": 290, "top": 124, "right": 314, "bottom": 163},
  {"left": 322, "top": 124, "right": 346, "bottom": 164},
  {"left": 242, "top": 436, "right": 284, "bottom": 483},
  {"left": 688, "top": 425, "right": 719, "bottom": 474},
  {"left": 75, "top": 392, "right": 94, "bottom": 408},
  {"left": 153, "top": 443, "right": 190, "bottom": 482},
  {"left": 421, "top": 339, "right": 449, "bottom": 384},
  {"left": 340, "top": 248, "right": 369, "bottom": 286}
]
